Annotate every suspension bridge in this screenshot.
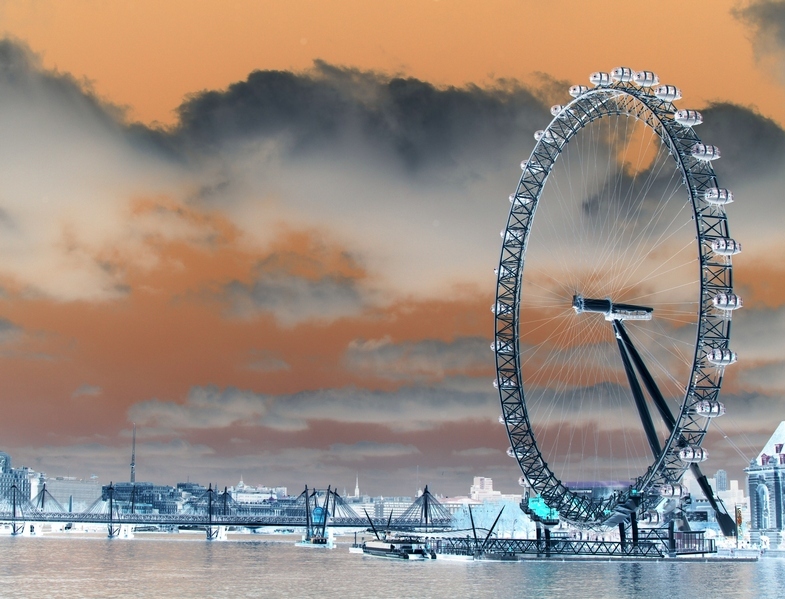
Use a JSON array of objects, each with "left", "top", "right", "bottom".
[{"left": 0, "top": 482, "right": 454, "bottom": 539}]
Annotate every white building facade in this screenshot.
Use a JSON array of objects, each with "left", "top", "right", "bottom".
[{"left": 746, "top": 421, "right": 785, "bottom": 548}]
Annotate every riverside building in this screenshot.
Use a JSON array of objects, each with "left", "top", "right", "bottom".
[
  {"left": 0, "top": 451, "right": 31, "bottom": 501},
  {"left": 746, "top": 421, "right": 785, "bottom": 548}
]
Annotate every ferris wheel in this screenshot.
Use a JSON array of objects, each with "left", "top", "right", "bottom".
[{"left": 493, "top": 67, "right": 741, "bottom": 531}]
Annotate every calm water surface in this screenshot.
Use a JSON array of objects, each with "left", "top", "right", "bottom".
[{"left": 0, "top": 533, "right": 783, "bottom": 599}]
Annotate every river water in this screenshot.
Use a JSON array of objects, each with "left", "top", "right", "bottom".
[{"left": 0, "top": 533, "right": 783, "bottom": 599}]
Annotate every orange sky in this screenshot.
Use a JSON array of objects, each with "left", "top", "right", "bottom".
[
  {"left": 0, "top": 0, "right": 781, "bottom": 494},
  {"left": 3, "top": 0, "right": 783, "bottom": 126}
]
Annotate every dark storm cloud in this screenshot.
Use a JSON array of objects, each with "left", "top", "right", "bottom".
[
  {"left": 171, "top": 61, "right": 550, "bottom": 171},
  {"left": 577, "top": 102, "right": 785, "bottom": 209},
  {"left": 700, "top": 103, "right": 785, "bottom": 181},
  {"left": 733, "top": 0, "right": 785, "bottom": 52},
  {"left": 0, "top": 39, "right": 119, "bottom": 128}
]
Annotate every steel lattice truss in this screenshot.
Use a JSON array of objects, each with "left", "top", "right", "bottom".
[{"left": 494, "top": 75, "right": 736, "bottom": 526}]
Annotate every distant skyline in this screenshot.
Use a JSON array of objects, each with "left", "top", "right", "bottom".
[{"left": 1, "top": 0, "right": 784, "bottom": 496}]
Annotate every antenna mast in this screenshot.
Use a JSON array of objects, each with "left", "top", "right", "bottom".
[{"left": 130, "top": 423, "right": 136, "bottom": 484}]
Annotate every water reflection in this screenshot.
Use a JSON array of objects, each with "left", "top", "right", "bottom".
[{"left": 0, "top": 535, "right": 782, "bottom": 599}]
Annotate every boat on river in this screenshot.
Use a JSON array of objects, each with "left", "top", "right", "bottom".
[
  {"left": 294, "top": 484, "right": 335, "bottom": 549},
  {"left": 361, "top": 537, "right": 436, "bottom": 560},
  {"left": 295, "top": 532, "right": 335, "bottom": 549}
]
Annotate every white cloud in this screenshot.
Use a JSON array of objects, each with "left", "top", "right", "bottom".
[
  {"left": 345, "top": 336, "right": 491, "bottom": 381},
  {"left": 244, "top": 349, "right": 291, "bottom": 372},
  {"left": 226, "top": 268, "right": 367, "bottom": 326},
  {"left": 129, "top": 381, "right": 498, "bottom": 434},
  {"left": 327, "top": 442, "right": 420, "bottom": 461},
  {"left": 71, "top": 384, "right": 102, "bottom": 398},
  {"left": 451, "top": 447, "right": 502, "bottom": 458}
]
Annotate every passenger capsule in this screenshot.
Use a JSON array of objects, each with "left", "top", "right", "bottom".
[
  {"left": 707, "top": 348, "right": 738, "bottom": 366},
  {"left": 633, "top": 70, "right": 660, "bottom": 87},
  {"left": 712, "top": 293, "right": 743, "bottom": 310},
  {"left": 507, "top": 414, "right": 523, "bottom": 426},
  {"left": 507, "top": 447, "right": 527, "bottom": 459},
  {"left": 500, "top": 414, "right": 523, "bottom": 426},
  {"left": 695, "top": 400, "right": 726, "bottom": 418},
  {"left": 491, "top": 302, "right": 512, "bottom": 315},
  {"left": 550, "top": 104, "right": 566, "bottom": 116},
  {"left": 534, "top": 129, "right": 556, "bottom": 142},
  {"left": 525, "top": 160, "right": 546, "bottom": 172},
  {"left": 674, "top": 109, "right": 703, "bottom": 127},
  {"left": 691, "top": 144, "right": 721, "bottom": 161},
  {"left": 678, "top": 446, "right": 709, "bottom": 463},
  {"left": 494, "top": 377, "right": 516, "bottom": 389},
  {"left": 611, "top": 66, "right": 634, "bottom": 82},
  {"left": 494, "top": 265, "right": 515, "bottom": 278},
  {"left": 589, "top": 72, "right": 612, "bottom": 86},
  {"left": 491, "top": 340, "right": 514, "bottom": 354},
  {"left": 501, "top": 228, "right": 526, "bottom": 245},
  {"left": 711, "top": 237, "right": 742, "bottom": 256},
  {"left": 569, "top": 85, "right": 589, "bottom": 97},
  {"left": 509, "top": 193, "right": 534, "bottom": 206},
  {"left": 518, "top": 476, "right": 528, "bottom": 487},
  {"left": 654, "top": 85, "right": 682, "bottom": 102},
  {"left": 704, "top": 188, "right": 734, "bottom": 205},
  {"left": 659, "top": 484, "right": 688, "bottom": 498}
]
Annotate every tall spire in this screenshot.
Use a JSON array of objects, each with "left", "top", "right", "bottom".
[
  {"left": 130, "top": 423, "right": 136, "bottom": 484},
  {"left": 354, "top": 473, "right": 360, "bottom": 498}
]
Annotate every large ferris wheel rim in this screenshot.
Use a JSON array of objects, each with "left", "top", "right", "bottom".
[{"left": 494, "top": 73, "right": 736, "bottom": 526}]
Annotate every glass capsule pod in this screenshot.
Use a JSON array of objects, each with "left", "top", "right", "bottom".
[
  {"left": 611, "top": 66, "right": 634, "bottom": 82},
  {"left": 509, "top": 193, "right": 534, "bottom": 207},
  {"left": 491, "top": 302, "right": 512, "bottom": 315},
  {"left": 491, "top": 340, "right": 514, "bottom": 354},
  {"left": 523, "top": 160, "right": 546, "bottom": 172},
  {"left": 633, "top": 70, "right": 660, "bottom": 87},
  {"left": 712, "top": 293, "right": 743, "bottom": 310},
  {"left": 703, "top": 187, "right": 733, "bottom": 206},
  {"left": 711, "top": 237, "right": 742, "bottom": 256},
  {"left": 518, "top": 476, "right": 528, "bottom": 487},
  {"left": 506, "top": 414, "right": 523, "bottom": 426},
  {"left": 494, "top": 377, "right": 516, "bottom": 389},
  {"left": 704, "top": 188, "right": 734, "bottom": 205},
  {"left": 507, "top": 446, "right": 526, "bottom": 459},
  {"left": 707, "top": 348, "right": 738, "bottom": 366},
  {"left": 674, "top": 109, "right": 703, "bottom": 126},
  {"left": 691, "top": 143, "right": 721, "bottom": 161},
  {"left": 494, "top": 265, "right": 515, "bottom": 279},
  {"left": 694, "top": 400, "right": 726, "bottom": 418},
  {"left": 550, "top": 104, "right": 565, "bottom": 116},
  {"left": 501, "top": 228, "right": 526, "bottom": 245},
  {"left": 659, "top": 483, "right": 688, "bottom": 497},
  {"left": 500, "top": 414, "right": 524, "bottom": 426},
  {"left": 678, "top": 446, "right": 709, "bottom": 463},
  {"left": 589, "top": 72, "right": 612, "bottom": 86},
  {"left": 654, "top": 85, "right": 682, "bottom": 102},
  {"left": 569, "top": 85, "right": 589, "bottom": 97},
  {"left": 534, "top": 129, "right": 556, "bottom": 142}
]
